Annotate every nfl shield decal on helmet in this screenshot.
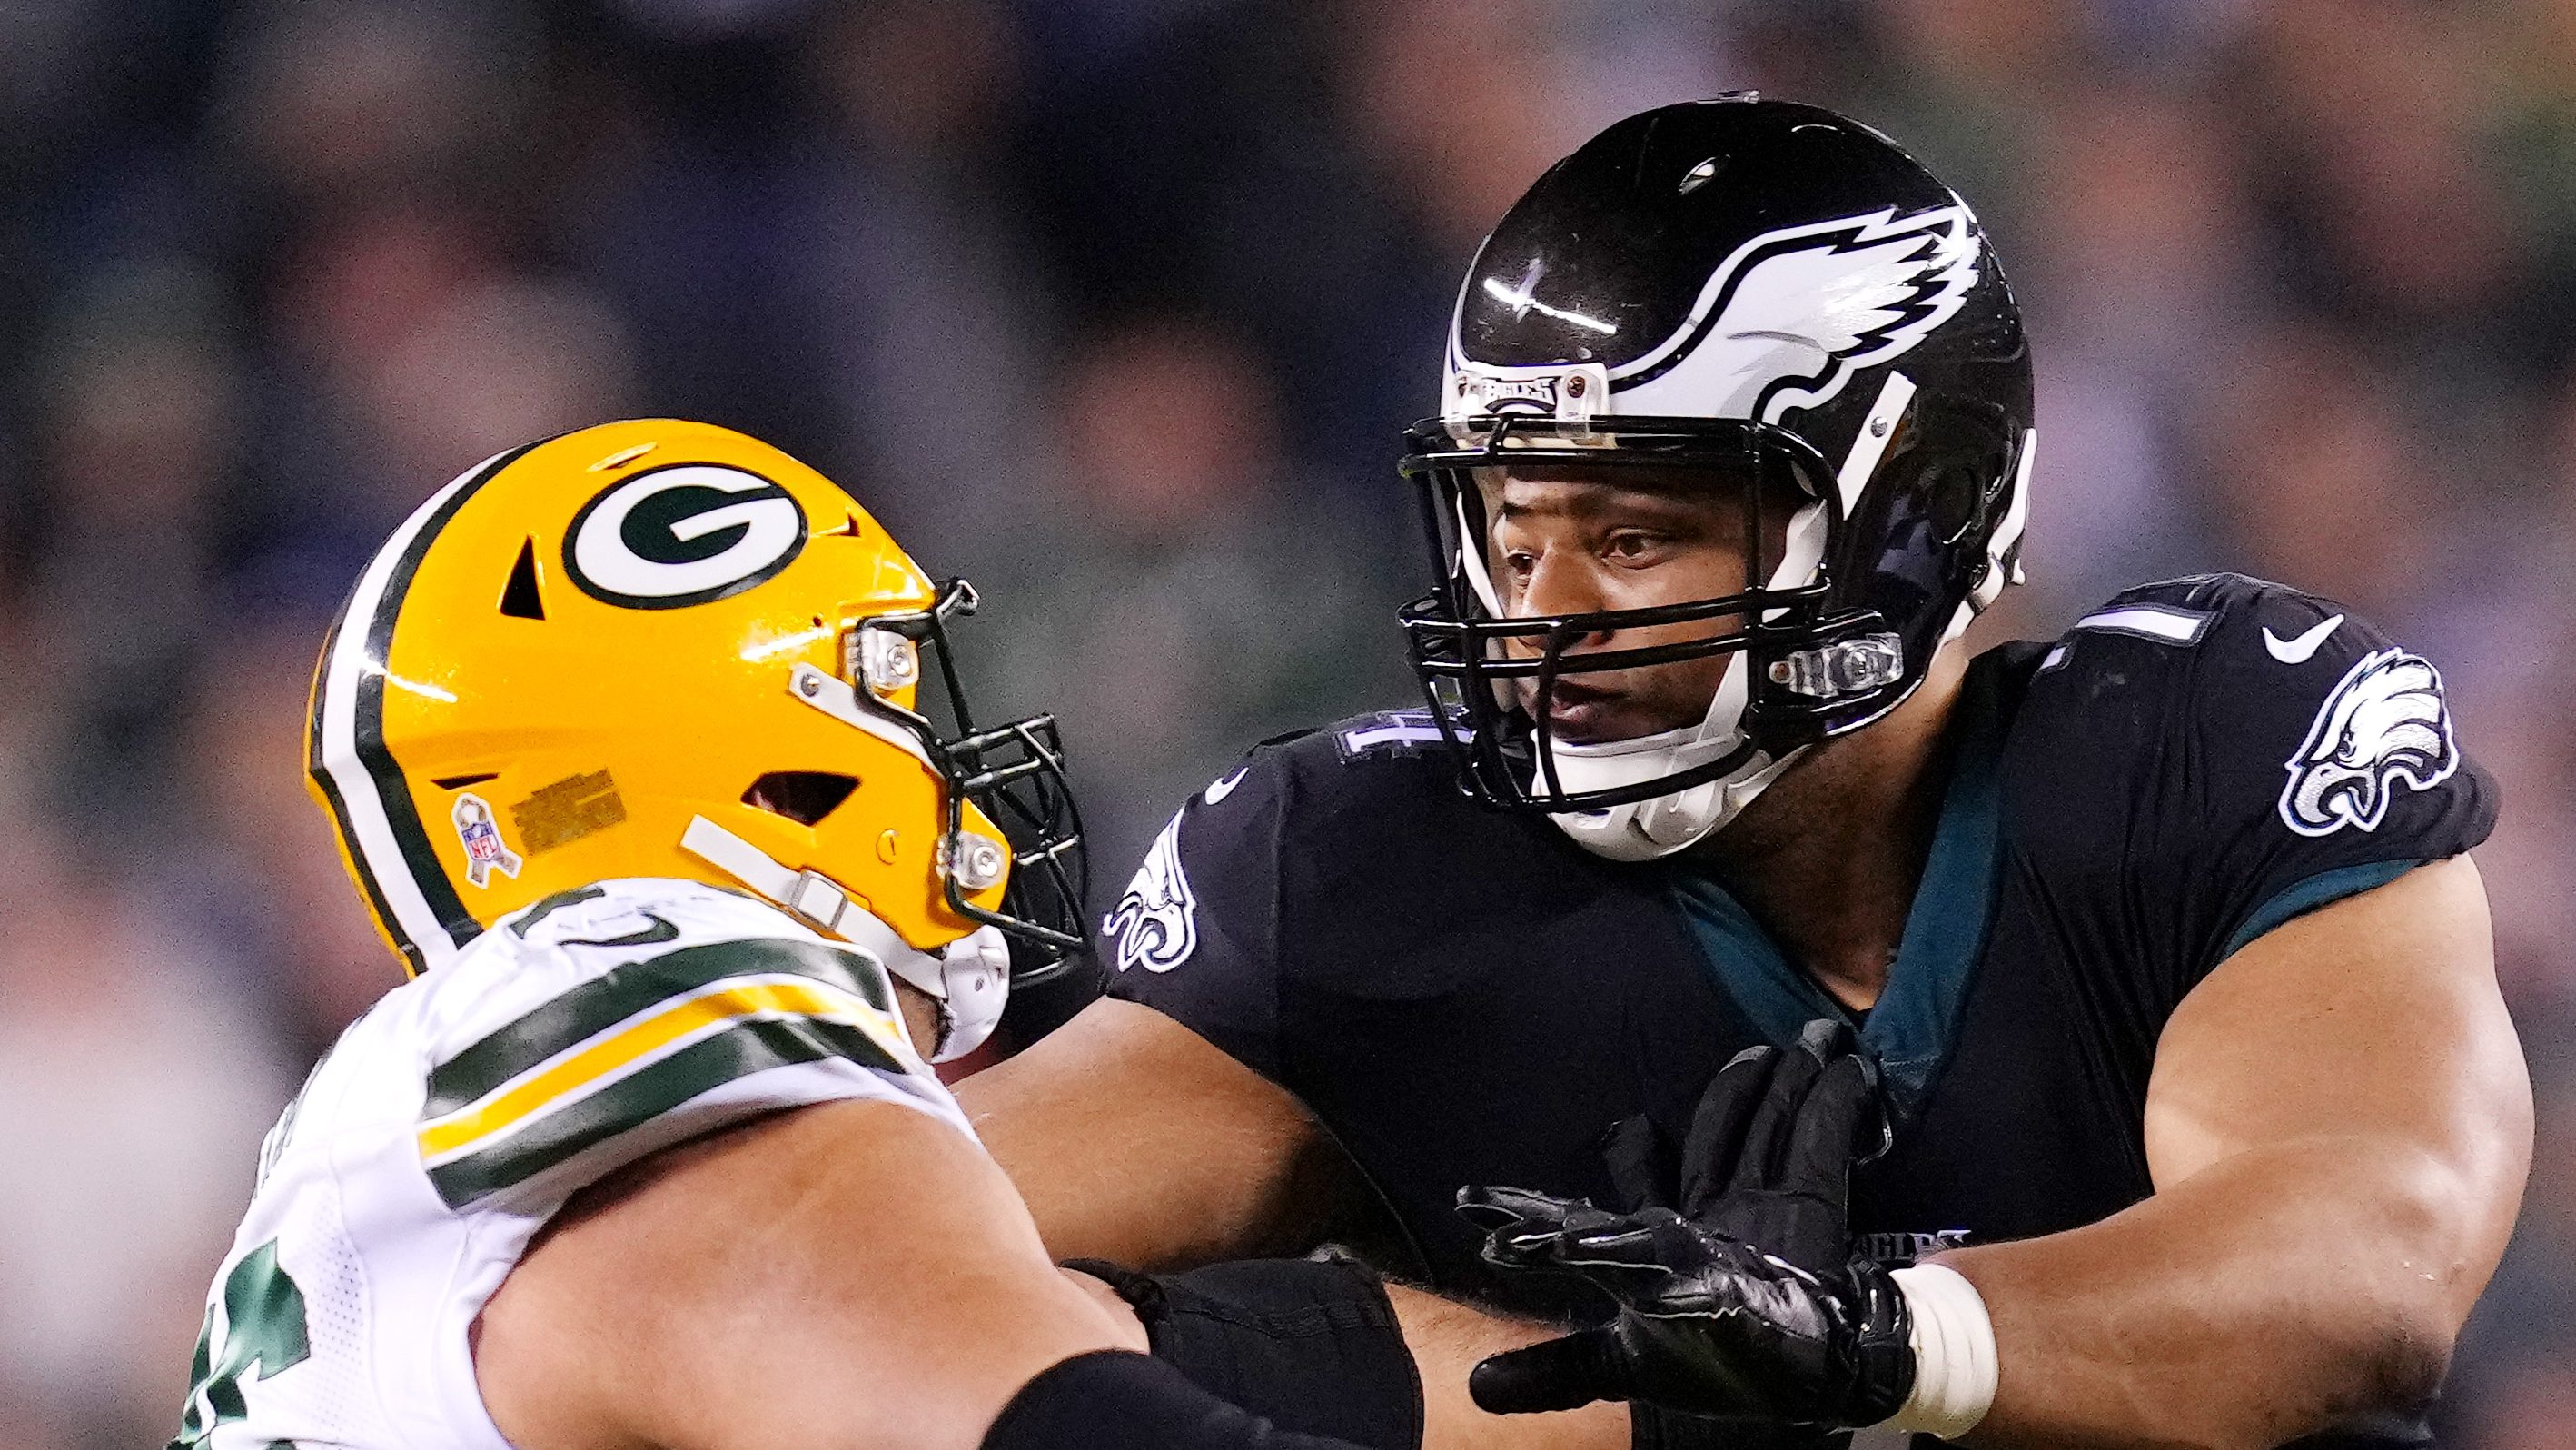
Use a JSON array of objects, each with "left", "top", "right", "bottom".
[
  {"left": 451, "top": 793, "right": 523, "bottom": 887},
  {"left": 1103, "top": 809, "right": 1197, "bottom": 972},
  {"left": 2279, "top": 648, "right": 2461, "bottom": 837}
]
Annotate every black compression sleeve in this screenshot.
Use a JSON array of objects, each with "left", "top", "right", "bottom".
[
  {"left": 982, "top": 1350, "right": 1383, "bottom": 1450},
  {"left": 1062, "top": 1256, "right": 1422, "bottom": 1450}
]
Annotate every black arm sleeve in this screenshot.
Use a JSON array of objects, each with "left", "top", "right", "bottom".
[
  {"left": 1061, "top": 1256, "right": 1422, "bottom": 1450},
  {"left": 982, "top": 1350, "right": 1389, "bottom": 1450}
]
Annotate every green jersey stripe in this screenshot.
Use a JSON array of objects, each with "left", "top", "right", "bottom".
[
  {"left": 424, "top": 938, "right": 895, "bottom": 1117},
  {"left": 507, "top": 886, "right": 609, "bottom": 938},
  {"left": 424, "top": 1014, "right": 909, "bottom": 1207}
]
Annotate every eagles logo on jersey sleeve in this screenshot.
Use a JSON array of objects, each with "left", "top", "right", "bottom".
[
  {"left": 1103, "top": 809, "right": 1199, "bottom": 975},
  {"left": 2024, "top": 573, "right": 2496, "bottom": 996},
  {"left": 2277, "top": 646, "right": 2460, "bottom": 839},
  {"left": 1101, "top": 750, "right": 1303, "bottom": 1077}
]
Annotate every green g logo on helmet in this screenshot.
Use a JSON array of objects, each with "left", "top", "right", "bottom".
[{"left": 563, "top": 463, "right": 808, "bottom": 610}]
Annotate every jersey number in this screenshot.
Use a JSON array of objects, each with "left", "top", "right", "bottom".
[{"left": 171, "top": 1240, "right": 309, "bottom": 1450}]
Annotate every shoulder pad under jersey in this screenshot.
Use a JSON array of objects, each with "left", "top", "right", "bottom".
[
  {"left": 2016, "top": 572, "right": 2494, "bottom": 986},
  {"left": 409, "top": 877, "right": 950, "bottom": 1210}
]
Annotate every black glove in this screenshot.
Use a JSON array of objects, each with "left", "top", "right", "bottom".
[
  {"left": 1599, "top": 1018, "right": 1888, "bottom": 1275},
  {"left": 1592, "top": 1018, "right": 1889, "bottom": 1450},
  {"left": 1455, "top": 1187, "right": 1914, "bottom": 1425}
]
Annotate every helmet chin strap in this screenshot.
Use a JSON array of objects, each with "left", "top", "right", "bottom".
[
  {"left": 679, "top": 815, "right": 1008, "bottom": 1063},
  {"left": 1549, "top": 746, "right": 1805, "bottom": 860},
  {"left": 1541, "top": 652, "right": 1808, "bottom": 861}
]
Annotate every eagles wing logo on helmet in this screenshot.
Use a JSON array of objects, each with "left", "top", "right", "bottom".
[
  {"left": 564, "top": 463, "right": 807, "bottom": 610},
  {"left": 1408, "top": 101, "right": 2035, "bottom": 859},
  {"left": 2279, "top": 647, "right": 2460, "bottom": 837},
  {"left": 1611, "top": 205, "right": 1981, "bottom": 424},
  {"left": 1102, "top": 809, "right": 1197, "bottom": 973}
]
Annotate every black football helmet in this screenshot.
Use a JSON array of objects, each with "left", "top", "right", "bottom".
[{"left": 1399, "top": 95, "right": 2036, "bottom": 860}]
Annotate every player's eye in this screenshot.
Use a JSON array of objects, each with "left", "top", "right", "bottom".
[
  {"left": 1602, "top": 531, "right": 1668, "bottom": 564},
  {"left": 1501, "top": 549, "right": 1538, "bottom": 580}
]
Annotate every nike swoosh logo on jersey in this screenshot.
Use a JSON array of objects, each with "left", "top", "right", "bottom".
[
  {"left": 2264, "top": 614, "right": 2344, "bottom": 664},
  {"left": 1204, "top": 768, "right": 1249, "bottom": 805},
  {"left": 558, "top": 913, "right": 680, "bottom": 948}
]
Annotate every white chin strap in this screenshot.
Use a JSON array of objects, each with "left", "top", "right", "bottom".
[
  {"left": 679, "top": 816, "right": 1009, "bottom": 1063},
  {"left": 1542, "top": 687, "right": 1807, "bottom": 861}
]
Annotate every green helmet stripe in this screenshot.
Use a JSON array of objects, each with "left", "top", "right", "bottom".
[
  {"left": 305, "top": 602, "right": 415, "bottom": 971},
  {"left": 362, "top": 435, "right": 560, "bottom": 948},
  {"left": 315, "top": 434, "right": 557, "bottom": 969}
]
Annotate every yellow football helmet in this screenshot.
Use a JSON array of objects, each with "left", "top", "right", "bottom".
[{"left": 302, "top": 419, "right": 1085, "bottom": 1011}]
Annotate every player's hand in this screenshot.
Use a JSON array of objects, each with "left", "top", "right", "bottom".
[
  {"left": 1599, "top": 1018, "right": 1889, "bottom": 1274},
  {"left": 1453, "top": 1187, "right": 1914, "bottom": 1424}
]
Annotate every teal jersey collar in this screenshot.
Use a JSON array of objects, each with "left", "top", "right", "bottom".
[{"left": 1663, "top": 660, "right": 2012, "bottom": 1109}]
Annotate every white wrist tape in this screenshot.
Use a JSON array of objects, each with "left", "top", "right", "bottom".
[{"left": 1874, "top": 1263, "right": 1999, "bottom": 1442}]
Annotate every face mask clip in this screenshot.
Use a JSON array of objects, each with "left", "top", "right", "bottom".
[{"left": 1768, "top": 632, "right": 1904, "bottom": 699}]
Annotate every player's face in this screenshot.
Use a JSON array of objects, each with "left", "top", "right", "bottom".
[{"left": 1478, "top": 464, "right": 1789, "bottom": 743}]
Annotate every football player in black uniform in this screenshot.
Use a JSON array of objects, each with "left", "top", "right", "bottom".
[{"left": 962, "top": 98, "right": 2531, "bottom": 1450}]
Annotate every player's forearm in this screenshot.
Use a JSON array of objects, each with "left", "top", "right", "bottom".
[
  {"left": 961, "top": 998, "right": 1358, "bottom": 1268},
  {"left": 976, "top": 1102, "right": 1360, "bottom": 1267},
  {"left": 481, "top": 1101, "right": 1155, "bottom": 1450},
  {"left": 1941, "top": 1137, "right": 2482, "bottom": 1450},
  {"left": 1382, "top": 1284, "right": 1631, "bottom": 1450}
]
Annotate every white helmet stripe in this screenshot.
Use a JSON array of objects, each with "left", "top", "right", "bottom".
[
  {"left": 1454, "top": 492, "right": 1505, "bottom": 616},
  {"left": 1973, "top": 426, "right": 2036, "bottom": 609},
  {"left": 1834, "top": 372, "right": 1917, "bottom": 521},
  {"left": 312, "top": 443, "right": 527, "bottom": 972},
  {"left": 1945, "top": 425, "right": 2038, "bottom": 643}
]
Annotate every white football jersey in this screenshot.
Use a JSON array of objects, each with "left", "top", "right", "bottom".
[{"left": 171, "top": 878, "right": 973, "bottom": 1450}]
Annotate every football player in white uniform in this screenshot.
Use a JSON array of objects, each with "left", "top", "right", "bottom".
[{"left": 174, "top": 421, "right": 1391, "bottom": 1450}]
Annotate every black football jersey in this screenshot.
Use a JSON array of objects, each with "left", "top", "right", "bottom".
[{"left": 1101, "top": 575, "right": 2496, "bottom": 1449}]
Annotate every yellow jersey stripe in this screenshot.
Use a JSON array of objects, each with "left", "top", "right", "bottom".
[{"left": 418, "top": 978, "right": 900, "bottom": 1160}]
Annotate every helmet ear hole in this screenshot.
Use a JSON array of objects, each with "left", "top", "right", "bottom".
[
  {"left": 1923, "top": 460, "right": 1984, "bottom": 548},
  {"left": 741, "top": 771, "right": 859, "bottom": 826}
]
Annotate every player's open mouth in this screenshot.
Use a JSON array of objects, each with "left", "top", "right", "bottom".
[{"left": 1526, "top": 679, "right": 1625, "bottom": 740}]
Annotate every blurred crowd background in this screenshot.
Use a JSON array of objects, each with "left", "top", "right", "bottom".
[{"left": 2, "top": 1, "right": 2571, "bottom": 1446}]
